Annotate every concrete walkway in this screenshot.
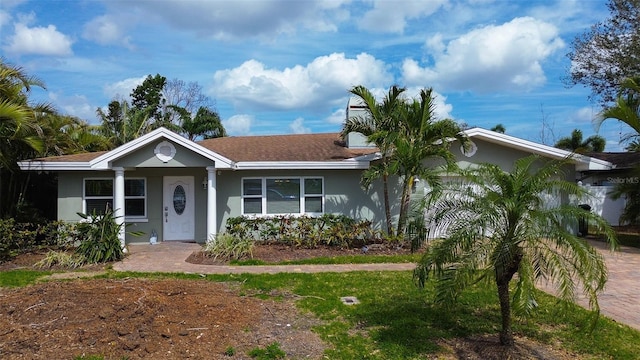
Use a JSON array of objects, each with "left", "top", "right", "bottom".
[{"left": 112, "top": 240, "right": 640, "bottom": 331}]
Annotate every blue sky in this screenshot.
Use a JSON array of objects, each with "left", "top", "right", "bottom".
[{"left": 0, "top": 0, "right": 629, "bottom": 150}]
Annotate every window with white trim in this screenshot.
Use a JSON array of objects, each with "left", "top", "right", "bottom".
[
  {"left": 84, "top": 178, "right": 147, "bottom": 217},
  {"left": 242, "top": 177, "right": 324, "bottom": 215}
]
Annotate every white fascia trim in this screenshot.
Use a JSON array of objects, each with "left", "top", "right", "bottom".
[
  {"left": 18, "top": 161, "right": 92, "bottom": 171},
  {"left": 90, "top": 127, "right": 235, "bottom": 169},
  {"left": 234, "top": 161, "right": 370, "bottom": 170},
  {"left": 464, "top": 128, "right": 613, "bottom": 170},
  {"left": 351, "top": 152, "right": 382, "bottom": 162}
]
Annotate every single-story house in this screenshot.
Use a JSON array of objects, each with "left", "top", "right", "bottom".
[{"left": 18, "top": 122, "right": 615, "bottom": 248}]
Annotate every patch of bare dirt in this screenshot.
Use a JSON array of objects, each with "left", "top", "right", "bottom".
[
  {"left": 186, "top": 242, "right": 412, "bottom": 265},
  {"left": 0, "top": 278, "right": 325, "bottom": 359},
  {"left": 436, "top": 334, "right": 579, "bottom": 360},
  {"left": 0, "top": 248, "right": 588, "bottom": 359}
]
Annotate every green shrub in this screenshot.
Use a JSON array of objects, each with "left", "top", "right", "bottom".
[
  {"left": 203, "top": 233, "right": 254, "bottom": 261},
  {"left": 75, "top": 209, "right": 125, "bottom": 263},
  {"left": 225, "top": 214, "right": 378, "bottom": 248}
]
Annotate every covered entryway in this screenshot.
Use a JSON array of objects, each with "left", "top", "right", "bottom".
[{"left": 163, "top": 176, "right": 195, "bottom": 241}]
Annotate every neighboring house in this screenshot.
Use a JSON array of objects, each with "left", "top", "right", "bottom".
[
  {"left": 17, "top": 126, "right": 614, "bottom": 248},
  {"left": 577, "top": 152, "right": 640, "bottom": 225}
]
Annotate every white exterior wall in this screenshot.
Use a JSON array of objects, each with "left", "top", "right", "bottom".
[{"left": 579, "top": 185, "right": 626, "bottom": 226}]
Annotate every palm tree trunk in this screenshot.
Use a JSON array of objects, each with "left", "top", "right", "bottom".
[
  {"left": 497, "top": 278, "right": 514, "bottom": 346},
  {"left": 382, "top": 174, "right": 394, "bottom": 237},
  {"left": 396, "top": 176, "right": 412, "bottom": 236},
  {"left": 496, "top": 251, "right": 522, "bottom": 346}
]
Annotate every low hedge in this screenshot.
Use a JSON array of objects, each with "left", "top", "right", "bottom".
[{"left": 225, "top": 214, "right": 381, "bottom": 248}]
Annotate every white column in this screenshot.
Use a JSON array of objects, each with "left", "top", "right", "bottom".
[
  {"left": 206, "top": 166, "right": 217, "bottom": 242},
  {"left": 113, "top": 167, "right": 126, "bottom": 250}
]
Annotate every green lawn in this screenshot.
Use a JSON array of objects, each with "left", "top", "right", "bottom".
[{"left": 3, "top": 269, "right": 639, "bottom": 359}]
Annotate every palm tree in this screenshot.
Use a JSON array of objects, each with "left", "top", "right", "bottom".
[
  {"left": 169, "top": 105, "right": 227, "bottom": 140},
  {"left": 391, "top": 88, "right": 467, "bottom": 236},
  {"left": 96, "top": 99, "right": 153, "bottom": 148},
  {"left": 596, "top": 77, "right": 640, "bottom": 146},
  {"left": 414, "top": 155, "right": 617, "bottom": 346},
  {"left": 626, "top": 140, "right": 640, "bottom": 152},
  {"left": 554, "top": 129, "right": 606, "bottom": 153},
  {"left": 341, "top": 85, "right": 406, "bottom": 236},
  {"left": 0, "top": 60, "right": 54, "bottom": 217}
]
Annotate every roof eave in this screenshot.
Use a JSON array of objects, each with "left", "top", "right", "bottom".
[
  {"left": 18, "top": 161, "right": 92, "bottom": 171},
  {"left": 233, "top": 161, "right": 370, "bottom": 170}
]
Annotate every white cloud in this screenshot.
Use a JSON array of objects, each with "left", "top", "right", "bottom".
[
  {"left": 402, "top": 17, "right": 564, "bottom": 93},
  {"left": 358, "top": 0, "right": 447, "bottom": 33},
  {"left": 109, "top": 0, "right": 349, "bottom": 40},
  {"left": 48, "top": 92, "right": 95, "bottom": 122},
  {"left": 212, "top": 52, "right": 392, "bottom": 111},
  {"left": 326, "top": 107, "right": 347, "bottom": 125},
  {"left": 103, "top": 76, "right": 148, "bottom": 100},
  {"left": 82, "top": 15, "right": 134, "bottom": 49},
  {"left": 223, "top": 114, "right": 254, "bottom": 135},
  {"left": 401, "top": 87, "right": 453, "bottom": 120},
  {"left": 5, "top": 23, "right": 73, "bottom": 56},
  {"left": 568, "top": 106, "right": 597, "bottom": 124},
  {"left": 289, "top": 117, "right": 311, "bottom": 134}
]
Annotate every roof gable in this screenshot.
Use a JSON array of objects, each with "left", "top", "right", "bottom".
[
  {"left": 90, "top": 127, "right": 234, "bottom": 169},
  {"left": 464, "top": 128, "right": 612, "bottom": 171}
]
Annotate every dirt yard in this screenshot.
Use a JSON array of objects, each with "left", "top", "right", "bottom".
[{"left": 0, "top": 245, "right": 585, "bottom": 359}]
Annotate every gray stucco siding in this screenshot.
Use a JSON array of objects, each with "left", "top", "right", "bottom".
[
  {"left": 215, "top": 169, "right": 390, "bottom": 233},
  {"left": 57, "top": 168, "right": 213, "bottom": 245}
]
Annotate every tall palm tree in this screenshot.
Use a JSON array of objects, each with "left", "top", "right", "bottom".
[
  {"left": 596, "top": 77, "right": 640, "bottom": 146},
  {"left": 168, "top": 105, "right": 226, "bottom": 140},
  {"left": 341, "top": 85, "right": 406, "bottom": 236},
  {"left": 96, "top": 99, "right": 153, "bottom": 148},
  {"left": 554, "top": 129, "right": 606, "bottom": 153},
  {"left": 392, "top": 88, "right": 467, "bottom": 236},
  {"left": 414, "top": 156, "right": 616, "bottom": 346}
]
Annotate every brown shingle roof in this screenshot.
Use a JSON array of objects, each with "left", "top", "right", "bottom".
[
  {"left": 29, "top": 133, "right": 376, "bottom": 163},
  {"left": 198, "top": 133, "right": 377, "bottom": 162},
  {"left": 35, "top": 151, "right": 107, "bottom": 162},
  {"left": 584, "top": 152, "right": 640, "bottom": 169}
]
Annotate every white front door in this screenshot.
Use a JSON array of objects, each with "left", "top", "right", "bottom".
[{"left": 163, "top": 176, "right": 195, "bottom": 241}]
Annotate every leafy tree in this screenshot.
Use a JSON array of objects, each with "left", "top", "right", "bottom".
[
  {"left": 341, "top": 85, "right": 406, "bottom": 236},
  {"left": 414, "top": 156, "right": 617, "bottom": 346},
  {"left": 554, "top": 129, "right": 606, "bottom": 153},
  {"left": 565, "top": 0, "right": 640, "bottom": 105},
  {"left": 130, "top": 74, "right": 167, "bottom": 125},
  {"left": 491, "top": 124, "right": 506, "bottom": 133},
  {"left": 100, "top": 75, "right": 225, "bottom": 144},
  {"left": 596, "top": 77, "right": 640, "bottom": 146}
]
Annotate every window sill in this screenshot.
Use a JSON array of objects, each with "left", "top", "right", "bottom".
[{"left": 125, "top": 218, "right": 148, "bottom": 223}]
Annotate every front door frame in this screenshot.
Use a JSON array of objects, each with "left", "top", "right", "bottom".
[{"left": 163, "top": 176, "right": 195, "bottom": 241}]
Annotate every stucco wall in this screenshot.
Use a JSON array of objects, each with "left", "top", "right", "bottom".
[{"left": 215, "top": 169, "right": 393, "bottom": 234}]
